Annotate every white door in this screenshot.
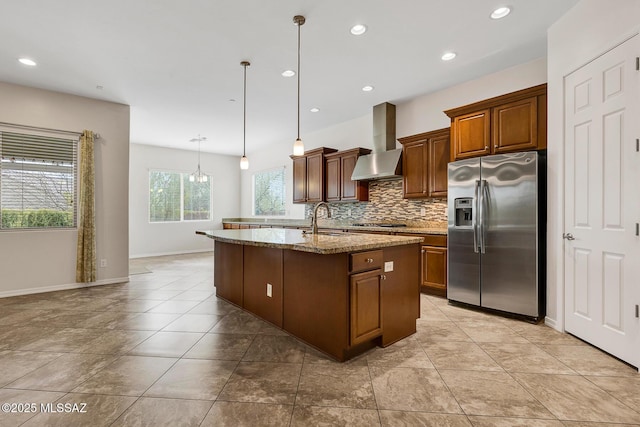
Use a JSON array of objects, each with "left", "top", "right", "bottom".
[{"left": 564, "top": 34, "right": 640, "bottom": 368}]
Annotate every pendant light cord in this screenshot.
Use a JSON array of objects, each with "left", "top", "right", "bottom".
[
  {"left": 243, "top": 63, "right": 247, "bottom": 157},
  {"left": 296, "top": 21, "right": 301, "bottom": 140}
]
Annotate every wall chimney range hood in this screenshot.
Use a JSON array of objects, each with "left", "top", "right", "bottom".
[{"left": 351, "top": 102, "right": 402, "bottom": 181}]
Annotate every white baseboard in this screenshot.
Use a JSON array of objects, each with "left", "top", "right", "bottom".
[
  {"left": 0, "top": 276, "right": 130, "bottom": 299},
  {"left": 544, "top": 316, "right": 561, "bottom": 331},
  {"left": 129, "top": 248, "right": 213, "bottom": 259}
]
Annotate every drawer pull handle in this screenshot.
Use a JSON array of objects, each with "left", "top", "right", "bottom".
[{"left": 366, "top": 258, "right": 374, "bottom": 263}]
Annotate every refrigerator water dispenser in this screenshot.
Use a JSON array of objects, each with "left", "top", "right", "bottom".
[{"left": 454, "top": 198, "right": 473, "bottom": 227}]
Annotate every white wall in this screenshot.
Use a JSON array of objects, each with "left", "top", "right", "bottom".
[
  {"left": 129, "top": 143, "right": 240, "bottom": 258},
  {"left": 0, "top": 81, "right": 130, "bottom": 297},
  {"left": 546, "top": 0, "right": 640, "bottom": 329},
  {"left": 239, "top": 58, "right": 547, "bottom": 219}
]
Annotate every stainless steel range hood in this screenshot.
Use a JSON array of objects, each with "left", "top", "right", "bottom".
[{"left": 350, "top": 102, "right": 402, "bottom": 181}]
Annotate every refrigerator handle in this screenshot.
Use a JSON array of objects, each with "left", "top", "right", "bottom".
[
  {"left": 473, "top": 180, "right": 480, "bottom": 253},
  {"left": 480, "top": 179, "right": 487, "bottom": 254}
]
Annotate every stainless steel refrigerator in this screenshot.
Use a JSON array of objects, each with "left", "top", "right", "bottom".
[{"left": 447, "top": 151, "right": 545, "bottom": 319}]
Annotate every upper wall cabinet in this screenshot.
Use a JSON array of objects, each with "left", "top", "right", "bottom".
[
  {"left": 444, "top": 84, "right": 547, "bottom": 161},
  {"left": 398, "top": 127, "right": 450, "bottom": 199},
  {"left": 325, "top": 148, "right": 372, "bottom": 202},
  {"left": 291, "top": 147, "right": 337, "bottom": 203}
]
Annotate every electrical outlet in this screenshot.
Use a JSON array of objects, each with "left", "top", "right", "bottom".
[
  {"left": 420, "top": 207, "right": 426, "bottom": 216},
  {"left": 100, "top": 259, "right": 107, "bottom": 268},
  {"left": 348, "top": 208, "right": 352, "bottom": 217},
  {"left": 266, "top": 283, "right": 272, "bottom": 298},
  {"left": 384, "top": 261, "right": 394, "bottom": 272}
]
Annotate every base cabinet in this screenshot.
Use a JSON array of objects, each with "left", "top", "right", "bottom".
[
  {"left": 214, "top": 241, "right": 419, "bottom": 361},
  {"left": 422, "top": 245, "right": 447, "bottom": 297},
  {"left": 349, "top": 269, "right": 383, "bottom": 346}
]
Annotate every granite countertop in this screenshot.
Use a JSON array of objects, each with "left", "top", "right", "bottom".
[
  {"left": 222, "top": 218, "right": 447, "bottom": 236},
  {"left": 197, "top": 228, "right": 424, "bottom": 255}
]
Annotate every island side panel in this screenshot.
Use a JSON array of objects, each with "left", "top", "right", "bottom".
[
  {"left": 381, "top": 243, "right": 421, "bottom": 346},
  {"left": 283, "top": 250, "right": 349, "bottom": 360},
  {"left": 214, "top": 240, "right": 243, "bottom": 306},
  {"left": 243, "top": 245, "right": 284, "bottom": 328}
]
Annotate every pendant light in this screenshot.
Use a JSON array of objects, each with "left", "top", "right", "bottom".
[
  {"left": 240, "top": 61, "right": 250, "bottom": 170},
  {"left": 189, "top": 135, "right": 208, "bottom": 183},
  {"left": 292, "top": 15, "right": 306, "bottom": 156}
]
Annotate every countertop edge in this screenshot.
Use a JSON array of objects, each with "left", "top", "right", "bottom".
[{"left": 197, "top": 229, "right": 424, "bottom": 254}]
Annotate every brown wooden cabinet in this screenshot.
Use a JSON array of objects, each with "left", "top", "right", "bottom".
[
  {"left": 422, "top": 245, "right": 447, "bottom": 297},
  {"left": 325, "top": 148, "right": 371, "bottom": 202},
  {"left": 445, "top": 84, "right": 547, "bottom": 161},
  {"left": 420, "top": 234, "right": 447, "bottom": 297},
  {"left": 398, "top": 128, "right": 450, "bottom": 198},
  {"left": 291, "top": 147, "right": 337, "bottom": 203},
  {"left": 349, "top": 269, "right": 383, "bottom": 346}
]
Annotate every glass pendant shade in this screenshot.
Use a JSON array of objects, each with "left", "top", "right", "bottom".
[
  {"left": 293, "top": 138, "right": 304, "bottom": 156},
  {"left": 240, "top": 155, "right": 249, "bottom": 170}
]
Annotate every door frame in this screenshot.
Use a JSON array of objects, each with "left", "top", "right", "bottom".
[{"left": 549, "top": 26, "right": 640, "bottom": 333}]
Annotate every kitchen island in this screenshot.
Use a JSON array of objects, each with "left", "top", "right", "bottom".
[{"left": 198, "top": 228, "right": 422, "bottom": 361}]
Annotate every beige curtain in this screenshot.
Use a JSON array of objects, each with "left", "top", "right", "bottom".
[{"left": 76, "top": 130, "right": 96, "bottom": 283}]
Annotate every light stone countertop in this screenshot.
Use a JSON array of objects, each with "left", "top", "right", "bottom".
[
  {"left": 221, "top": 218, "right": 447, "bottom": 236},
  {"left": 197, "top": 228, "right": 424, "bottom": 255}
]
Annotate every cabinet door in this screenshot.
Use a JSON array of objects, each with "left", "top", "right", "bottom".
[
  {"left": 350, "top": 269, "right": 383, "bottom": 346},
  {"left": 402, "top": 139, "right": 428, "bottom": 198},
  {"left": 421, "top": 245, "right": 447, "bottom": 296},
  {"left": 428, "top": 134, "right": 450, "bottom": 198},
  {"left": 325, "top": 156, "right": 341, "bottom": 202},
  {"left": 451, "top": 109, "right": 491, "bottom": 160},
  {"left": 306, "top": 152, "right": 324, "bottom": 202},
  {"left": 292, "top": 156, "right": 307, "bottom": 203},
  {"left": 340, "top": 152, "right": 369, "bottom": 201},
  {"left": 492, "top": 97, "right": 538, "bottom": 153}
]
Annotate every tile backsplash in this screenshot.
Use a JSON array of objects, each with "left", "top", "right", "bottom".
[{"left": 304, "top": 179, "right": 447, "bottom": 226}]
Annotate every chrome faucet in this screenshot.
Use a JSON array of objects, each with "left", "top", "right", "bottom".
[{"left": 311, "top": 202, "right": 331, "bottom": 234}]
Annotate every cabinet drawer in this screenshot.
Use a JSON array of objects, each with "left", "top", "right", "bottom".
[
  {"left": 423, "top": 235, "right": 447, "bottom": 247},
  {"left": 396, "top": 233, "right": 447, "bottom": 247},
  {"left": 350, "top": 250, "right": 383, "bottom": 273}
]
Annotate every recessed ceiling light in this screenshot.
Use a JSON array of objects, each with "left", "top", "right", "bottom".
[
  {"left": 490, "top": 6, "right": 511, "bottom": 19},
  {"left": 362, "top": 85, "right": 374, "bottom": 92},
  {"left": 281, "top": 70, "right": 296, "bottom": 77},
  {"left": 18, "top": 58, "right": 36, "bottom": 66},
  {"left": 350, "top": 24, "right": 367, "bottom": 35},
  {"left": 310, "top": 107, "right": 320, "bottom": 113},
  {"left": 441, "top": 52, "right": 457, "bottom": 61}
]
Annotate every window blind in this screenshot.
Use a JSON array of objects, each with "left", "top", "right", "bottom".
[{"left": 0, "top": 129, "right": 78, "bottom": 229}]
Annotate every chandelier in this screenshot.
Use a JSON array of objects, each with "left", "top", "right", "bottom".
[{"left": 189, "top": 135, "right": 208, "bottom": 183}]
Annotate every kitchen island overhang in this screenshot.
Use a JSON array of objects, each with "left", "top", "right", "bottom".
[{"left": 198, "top": 228, "right": 422, "bottom": 361}]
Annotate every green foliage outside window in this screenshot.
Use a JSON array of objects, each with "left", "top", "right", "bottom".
[
  {"left": 253, "top": 167, "right": 285, "bottom": 216},
  {"left": 149, "top": 171, "right": 210, "bottom": 222}
]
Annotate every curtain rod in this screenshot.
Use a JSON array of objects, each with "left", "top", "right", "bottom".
[{"left": 0, "top": 121, "right": 100, "bottom": 139}]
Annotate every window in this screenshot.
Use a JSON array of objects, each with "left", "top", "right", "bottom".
[
  {"left": 0, "top": 129, "right": 77, "bottom": 230},
  {"left": 253, "top": 167, "right": 286, "bottom": 216},
  {"left": 149, "top": 170, "right": 210, "bottom": 222}
]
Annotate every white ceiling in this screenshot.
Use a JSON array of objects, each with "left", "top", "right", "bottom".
[{"left": 0, "top": 0, "right": 579, "bottom": 155}]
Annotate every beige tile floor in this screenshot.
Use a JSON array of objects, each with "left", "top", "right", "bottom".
[{"left": 0, "top": 252, "right": 638, "bottom": 426}]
